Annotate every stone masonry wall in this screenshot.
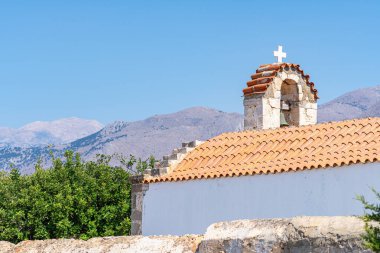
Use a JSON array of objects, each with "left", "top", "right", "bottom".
[
  {"left": 130, "top": 175, "right": 148, "bottom": 236},
  {"left": 244, "top": 67, "right": 317, "bottom": 130},
  {"left": 243, "top": 94, "right": 266, "bottom": 130},
  {"left": 0, "top": 216, "right": 372, "bottom": 253}
]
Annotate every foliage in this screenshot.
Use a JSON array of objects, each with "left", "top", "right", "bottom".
[
  {"left": 114, "top": 154, "right": 156, "bottom": 175},
  {"left": 0, "top": 151, "right": 155, "bottom": 243},
  {"left": 357, "top": 188, "right": 380, "bottom": 252}
]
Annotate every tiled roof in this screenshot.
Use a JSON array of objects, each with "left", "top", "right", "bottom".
[
  {"left": 145, "top": 117, "right": 380, "bottom": 183},
  {"left": 242, "top": 63, "right": 318, "bottom": 99}
]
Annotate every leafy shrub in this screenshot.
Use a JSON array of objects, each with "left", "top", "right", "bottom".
[
  {"left": 357, "top": 188, "right": 380, "bottom": 252},
  {"left": 0, "top": 151, "right": 154, "bottom": 243}
]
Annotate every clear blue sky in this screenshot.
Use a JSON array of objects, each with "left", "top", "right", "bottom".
[{"left": 1, "top": 0, "right": 379, "bottom": 127}]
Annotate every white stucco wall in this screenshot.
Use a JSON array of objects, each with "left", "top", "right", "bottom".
[{"left": 142, "top": 163, "right": 380, "bottom": 235}]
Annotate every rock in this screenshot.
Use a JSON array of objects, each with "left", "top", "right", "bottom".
[
  {"left": 1, "top": 235, "right": 202, "bottom": 253},
  {"left": 199, "top": 216, "right": 372, "bottom": 253},
  {"left": 0, "top": 217, "right": 373, "bottom": 253},
  {"left": 0, "top": 241, "right": 14, "bottom": 252}
]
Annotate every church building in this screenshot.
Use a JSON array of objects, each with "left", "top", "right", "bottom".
[{"left": 131, "top": 46, "right": 380, "bottom": 236}]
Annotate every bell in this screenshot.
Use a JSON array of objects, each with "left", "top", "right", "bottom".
[{"left": 280, "top": 111, "right": 289, "bottom": 127}]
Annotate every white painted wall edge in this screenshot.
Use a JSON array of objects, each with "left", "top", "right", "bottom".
[{"left": 142, "top": 162, "right": 380, "bottom": 235}]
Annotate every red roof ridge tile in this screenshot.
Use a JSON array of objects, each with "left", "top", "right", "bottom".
[{"left": 243, "top": 63, "right": 318, "bottom": 98}]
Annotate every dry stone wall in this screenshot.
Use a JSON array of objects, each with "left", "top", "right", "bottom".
[
  {"left": 0, "top": 216, "right": 372, "bottom": 253},
  {"left": 0, "top": 236, "right": 202, "bottom": 253}
]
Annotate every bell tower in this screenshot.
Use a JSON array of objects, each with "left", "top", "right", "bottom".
[{"left": 243, "top": 46, "right": 318, "bottom": 130}]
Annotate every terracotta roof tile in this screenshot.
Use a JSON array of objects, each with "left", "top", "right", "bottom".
[
  {"left": 145, "top": 118, "right": 380, "bottom": 183},
  {"left": 243, "top": 63, "right": 318, "bottom": 99}
]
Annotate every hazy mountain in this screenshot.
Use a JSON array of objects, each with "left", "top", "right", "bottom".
[
  {"left": 0, "top": 85, "right": 379, "bottom": 173},
  {"left": 71, "top": 107, "right": 243, "bottom": 159},
  {"left": 318, "top": 85, "right": 380, "bottom": 122},
  {"left": 0, "top": 118, "right": 103, "bottom": 146},
  {"left": 0, "top": 107, "right": 243, "bottom": 173}
]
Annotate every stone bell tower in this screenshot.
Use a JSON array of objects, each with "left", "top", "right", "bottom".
[{"left": 243, "top": 46, "right": 318, "bottom": 130}]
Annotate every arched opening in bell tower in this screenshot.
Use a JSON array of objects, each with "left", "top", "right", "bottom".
[{"left": 280, "top": 79, "right": 300, "bottom": 127}]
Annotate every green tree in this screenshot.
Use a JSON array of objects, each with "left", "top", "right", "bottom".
[
  {"left": 0, "top": 150, "right": 154, "bottom": 243},
  {"left": 357, "top": 188, "right": 380, "bottom": 252}
]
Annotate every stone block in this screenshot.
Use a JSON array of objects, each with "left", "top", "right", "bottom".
[
  {"left": 287, "top": 74, "right": 300, "bottom": 83},
  {"left": 159, "top": 167, "right": 169, "bottom": 175},
  {"left": 262, "top": 99, "right": 280, "bottom": 129},
  {"left": 169, "top": 153, "right": 181, "bottom": 160},
  {"left": 141, "top": 184, "right": 149, "bottom": 192},
  {"left": 132, "top": 184, "right": 143, "bottom": 192},
  {"left": 132, "top": 183, "right": 149, "bottom": 193},
  {"left": 130, "top": 222, "right": 141, "bottom": 235},
  {"left": 179, "top": 147, "right": 193, "bottom": 154},
  {"left": 151, "top": 168, "right": 160, "bottom": 176},
  {"left": 273, "top": 77, "right": 283, "bottom": 91},
  {"left": 160, "top": 160, "right": 169, "bottom": 167},
  {"left": 189, "top": 140, "right": 204, "bottom": 147},
  {"left": 131, "top": 194, "right": 137, "bottom": 209},
  {"left": 135, "top": 195, "right": 144, "bottom": 211},
  {"left": 130, "top": 175, "right": 144, "bottom": 184},
  {"left": 268, "top": 98, "right": 280, "bottom": 109},
  {"left": 244, "top": 96, "right": 265, "bottom": 130},
  {"left": 302, "top": 102, "right": 318, "bottom": 110},
  {"left": 168, "top": 159, "right": 178, "bottom": 166},
  {"left": 131, "top": 210, "right": 142, "bottom": 221},
  {"left": 278, "top": 72, "right": 287, "bottom": 81},
  {"left": 299, "top": 107, "right": 317, "bottom": 125}
]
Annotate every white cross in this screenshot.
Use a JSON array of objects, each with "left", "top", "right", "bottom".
[{"left": 273, "top": 45, "right": 287, "bottom": 63}]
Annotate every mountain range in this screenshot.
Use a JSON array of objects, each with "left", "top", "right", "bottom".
[
  {"left": 0, "top": 118, "right": 103, "bottom": 146},
  {"left": 318, "top": 85, "right": 380, "bottom": 122},
  {"left": 0, "top": 85, "right": 378, "bottom": 174}
]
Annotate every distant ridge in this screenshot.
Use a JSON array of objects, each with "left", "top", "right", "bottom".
[
  {"left": 0, "top": 85, "right": 379, "bottom": 173},
  {"left": 0, "top": 107, "right": 243, "bottom": 173},
  {"left": 0, "top": 117, "right": 103, "bottom": 146},
  {"left": 318, "top": 85, "right": 380, "bottom": 122}
]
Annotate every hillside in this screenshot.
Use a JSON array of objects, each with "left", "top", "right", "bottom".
[
  {"left": 0, "top": 107, "right": 243, "bottom": 174},
  {"left": 0, "top": 85, "right": 379, "bottom": 173},
  {"left": 70, "top": 107, "right": 243, "bottom": 161},
  {"left": 318, "top": 85, "right": 380, "bottom": 122}
]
